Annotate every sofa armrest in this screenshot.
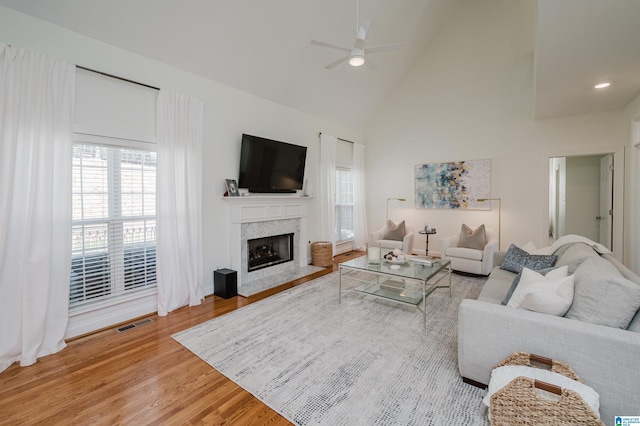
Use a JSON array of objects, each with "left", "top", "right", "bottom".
[
  {"left": 438, "top": 235, "right": 458, "bottom": 259},
  {"left": 479, "top": 239, "right": 498, "bottom": 275},
  {"left": 369, "top": 229, "right": 384, "bottom": 242},
  {"left": 458, "top": 299, "right": 640, "bottom": 422},
  {"left": 402, "top": 231, "right": 415, "bottom": 255}
]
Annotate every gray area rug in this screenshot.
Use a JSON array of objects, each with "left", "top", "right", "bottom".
[{"left": 173, "top": 271, "right": 490, "bottom": 425}]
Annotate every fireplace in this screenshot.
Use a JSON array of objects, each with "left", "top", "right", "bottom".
[
  {"left": 222, "top": 195, "right": 315, "bottom": 297},
  {"left": 247, "top": 233, "right": 294, "bottom": 272}
]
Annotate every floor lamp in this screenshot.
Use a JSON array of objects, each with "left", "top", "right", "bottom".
[
  {"left": 386, "top": 198, "right": 406, "bottom": 222},
  {"left": 478, "top": 198, "right": 501, "bottom": 250}
]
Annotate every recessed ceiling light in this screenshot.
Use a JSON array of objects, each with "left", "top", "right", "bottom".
[{"left": 594, "top": 82, "right": 611, "bottom": 89}]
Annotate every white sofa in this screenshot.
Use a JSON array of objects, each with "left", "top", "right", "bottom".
[
  {"left": 439, "top": 227, "right": 498, "bottom": 275},
  {"left": 369, "top": 224, "right": 415, "bottom": 255},
  {"left": 458, "top": 242, "right": 640, "bottom": 424}
]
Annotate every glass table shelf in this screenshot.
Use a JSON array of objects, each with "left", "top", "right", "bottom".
[{"left": 339, "top": 256, "right": 451, "bottom": 326}]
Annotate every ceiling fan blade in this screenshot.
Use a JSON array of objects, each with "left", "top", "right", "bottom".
[
  {"left": 365, "top": 57, "right": 377, "bottom": 71},
  {"left": 325, "top": 55, "right": 350, "bottom": 69},
  {"left": 355, "top": 19, "right": 372, "bottom": 48},
  {"left": 365, "top": 43, "right": 406, "bottom": 54},
  {"left": 311, "top": 40, "right": 351, "bottom": 52}
]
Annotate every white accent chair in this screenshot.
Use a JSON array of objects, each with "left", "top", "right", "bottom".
[
  {"left": 369, "top": 224, "right": 415, "bottom": 255},
  {"left": 439, "top": 227, "right": 498, "bottom": 275}
]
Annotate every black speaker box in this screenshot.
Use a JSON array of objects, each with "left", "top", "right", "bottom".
[{"left": 214, "top": 268, "right": 237, "bottom": 299}]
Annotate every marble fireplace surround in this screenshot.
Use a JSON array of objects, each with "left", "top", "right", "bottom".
[{"left": 222, "top": 195, "right": 322, "bottom": 297}]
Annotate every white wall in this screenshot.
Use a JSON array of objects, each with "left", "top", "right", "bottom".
[
  {"left": 0, "top": 7, "right": 360, "bottom": 303},
  {"left": 364, "top": 0, "right": 627, "bottom": 259}
]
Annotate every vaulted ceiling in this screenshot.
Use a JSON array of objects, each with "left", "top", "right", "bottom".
[{"left": 1, "top": 0, "right": 639, "bottom": 130}]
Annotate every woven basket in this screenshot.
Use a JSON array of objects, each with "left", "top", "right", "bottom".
[
  {"left": 490, "top": 376, "right": 604, "bottom": 426},
  {"left": 311, "top": 241, "right": 333, "bottom": 267},
  {"left": 493, "top": 351, "right": 582, "bottom": 383}
]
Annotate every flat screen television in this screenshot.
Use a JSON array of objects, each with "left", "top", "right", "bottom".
[{"left": 237, "top": 134, "right": 307, "bottom": 193}]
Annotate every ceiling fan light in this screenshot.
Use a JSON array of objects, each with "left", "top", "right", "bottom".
[{"left": 349, "top": 55, "right": 365, "bottom": 67}]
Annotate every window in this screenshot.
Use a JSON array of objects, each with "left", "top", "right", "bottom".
[
  {"left": 335, "top": 167, "right": 354, "bottom": 242},
  {"left": 70, "top": 141, "right": 157, "bottom": 308}
]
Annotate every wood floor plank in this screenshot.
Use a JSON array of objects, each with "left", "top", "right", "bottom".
[{"left": 0, "top": 251, "right": 364, "bottom": 425}]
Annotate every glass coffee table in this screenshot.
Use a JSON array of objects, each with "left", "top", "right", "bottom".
[{"left": 338, "top": 256, "right": 451, "bottom": 326}]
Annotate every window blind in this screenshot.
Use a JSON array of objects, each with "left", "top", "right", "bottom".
[
  {"left": 335, "top": 168, "right": 355, "bottom": 242},
  {"left": 71, "top": 143, "right": 157, "bottom": 307}
]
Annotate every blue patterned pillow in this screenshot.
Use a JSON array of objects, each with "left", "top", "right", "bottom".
[{"left": 500, "top": 244, "right": 558, "bottom": 274}]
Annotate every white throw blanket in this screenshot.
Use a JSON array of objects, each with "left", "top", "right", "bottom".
[
  {"left": 550, "top": 234, "right": 612, "bottom": 255},
  {"left": 522, "top": 235, "right": 611, "bottom": 256}
]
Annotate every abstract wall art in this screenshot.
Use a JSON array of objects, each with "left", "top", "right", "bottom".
[{"left": 414, "top": 159, "right": 491, "bottom": 209}]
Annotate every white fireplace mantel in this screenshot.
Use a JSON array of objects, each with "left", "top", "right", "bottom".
[
  {"left": 221, "top": 195, "right": 315, "bottom": 295},
  {"left": 221, "top": 195, "right": 313, "bottom": 224}
]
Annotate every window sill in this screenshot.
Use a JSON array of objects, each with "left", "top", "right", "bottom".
[{"left": 69, "top": 287, "right": 157, "bottom": 317}]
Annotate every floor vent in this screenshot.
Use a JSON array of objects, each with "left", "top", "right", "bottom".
[{"left": 115, "top": 318, "right": 154, "bottom": 333}]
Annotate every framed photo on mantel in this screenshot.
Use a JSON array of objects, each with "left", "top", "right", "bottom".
[{"left": 225, "top": 179, "right": 239, "bottom": 196}]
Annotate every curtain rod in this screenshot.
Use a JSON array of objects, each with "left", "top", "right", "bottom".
[
  {"left": 77, "top": 65, "right": 160, "bottom": 91},
  {"left": 318, "top": 132, "right": 355, "bottom": 144},
  {"left": 5, "top": 44, "right": 159, "bottom": 90}
]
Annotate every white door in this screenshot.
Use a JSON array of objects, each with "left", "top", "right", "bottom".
[{"left": 599, "top": 154, "right": 613, "bottom": 250}]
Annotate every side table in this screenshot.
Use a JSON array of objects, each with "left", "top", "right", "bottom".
[{"left": 419, "top": 229, "right": 437, "bottom": 256}]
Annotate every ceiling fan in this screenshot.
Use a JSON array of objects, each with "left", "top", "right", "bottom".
[{"left": 311, "top": 2, "right": 404, "bottom": 70}]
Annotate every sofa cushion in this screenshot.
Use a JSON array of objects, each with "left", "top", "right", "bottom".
[
  {"left": 565, "top": 256, "right": 640, "bottom": 329},
  {"left": 506, "top": 266, "right": 569, "bottom": 308},
  {"left": 446, "top": 246, "right": 483, "bottom": 261},
  {"left": 555, "top": 242, "right": 599, "bottom": 274},
  {"left": 500, "top": 244, "right": 558, "bottom": 274},
  {"left": 626, "top": 310, "right": 640, "bottom": 332},
  {"left": 459, "top": 224, "right": 486, "bottom": 250},
  {"left": 478, "top": 268, "right": 516, "bottom": 304},
  {"left": 382, "top": 220, "right": 405, "bottom": 241}
]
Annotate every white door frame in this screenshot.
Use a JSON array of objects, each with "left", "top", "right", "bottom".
[
  {"left": 632, "top": 120, "right": 640, "bottom": 273},
  {"left": 544, "top": 146, "right": 625, "bottom": 261}
]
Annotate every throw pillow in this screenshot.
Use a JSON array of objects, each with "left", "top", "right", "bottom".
[
  {"left": 458, "top": 224, "right": 487, "bottom": 250},
  {"left": 382, "top": 220, "right": 406, "bottom": 241},
  {"left": 565, "top": 256, "right": 640, "bottom": 329},
  {"left": 501, "top": 265, "right": 568, "bottom": 305},
  {"left": 521, "top": 241, "right": 553, "bottom": 255},
  {"left": 554, "top": 242, "right": 600, "bottom": 274},
  {"left": 506, "top": 266, "right": 569, "bottom": 308},
  {"left": 500, "top": 244, "right": 558, "bottom": 274},
  {"left": 519, "top": 275, "right": 575, "bottom": 316}
]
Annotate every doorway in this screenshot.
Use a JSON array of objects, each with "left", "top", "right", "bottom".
[{"left": 548, "top": 153, "right": 614, "bottom": 250}]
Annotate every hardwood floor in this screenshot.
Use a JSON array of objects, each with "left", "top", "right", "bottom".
[{"left": 0, "top": 251, "right": 364, "bottom": 426}]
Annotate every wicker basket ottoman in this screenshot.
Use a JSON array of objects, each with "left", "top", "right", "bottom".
[{"left": 311, "top": 241, "right": 333, "bottom": 267}]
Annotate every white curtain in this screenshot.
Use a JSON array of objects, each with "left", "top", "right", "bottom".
[
  {"left": 156, "top": 90, "right": 204, "bottom": 316},
  {"left": 353, "top": 142, "right": 368, "bottom": 250},
  {"left": 319, "top": 133, "right": 337, "bottom": 249},
  {"left": 0, "top": 44, "right": 75, "bottom": 372}
]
